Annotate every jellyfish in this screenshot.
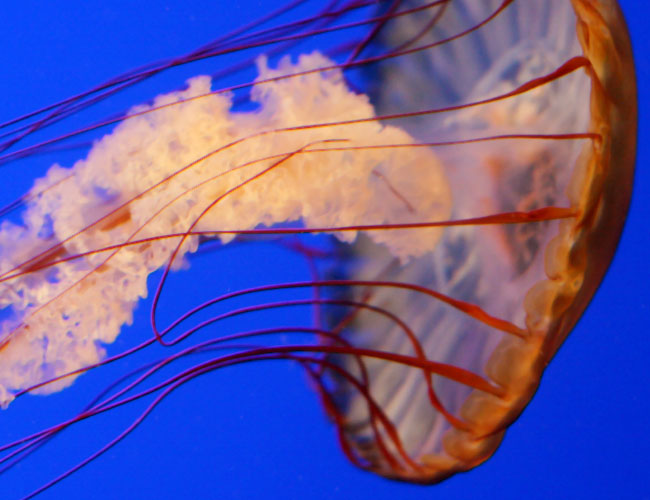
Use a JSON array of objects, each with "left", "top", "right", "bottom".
[{"left": 0, "top": 0, "right": 639, "bottom": 498}]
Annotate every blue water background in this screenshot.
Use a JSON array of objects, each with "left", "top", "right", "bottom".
[{"left": 0, "top": 2, "right": 648, "bottom": 498}]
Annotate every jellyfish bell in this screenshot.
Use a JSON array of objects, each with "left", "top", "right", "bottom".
[
  {"left": 327, "top": 0, "right": 637, "bottom": 480},
  {"left": 0, "top": 0, "right": 636, "bottom": 497}
]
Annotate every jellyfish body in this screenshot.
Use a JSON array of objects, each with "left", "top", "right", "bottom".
[
  {"left": 325, "top": 0, "right": 636, "bottom": 480},
  {"left": 0, "top": 0, "right": 636, "bottom": 495}
]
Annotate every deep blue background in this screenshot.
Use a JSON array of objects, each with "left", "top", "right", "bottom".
[{"left": 0, "top": 2, "right": 648, "bottom": 499}]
